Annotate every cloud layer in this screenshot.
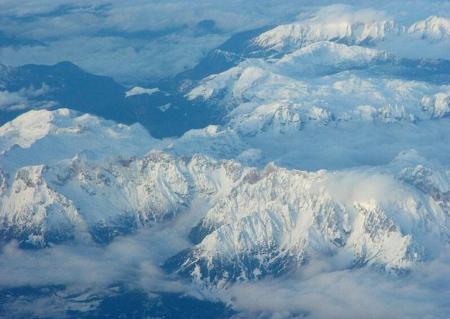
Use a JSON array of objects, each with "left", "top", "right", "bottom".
[
  {"left": 1, "top": 0, "right": 448, "bottom": 83},
  {"left": 223, "top": 246, "right": 450, "bottom": 319}
]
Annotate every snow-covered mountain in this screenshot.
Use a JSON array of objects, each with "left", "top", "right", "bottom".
[
  {"left": 253, "top": 5, "right": 398, "bottom": 53},
  {"left": 165, "top": 151, "right": 450, "bottom": 284},
  {"left": 0, "top": 110, "right": 447, "bottom": 282},
  {"left": 0, "top": 108, "right": 156, "bottom": 174},
  {"left": 409, "top": 16, "right": 450, "bottom": 40},
  {"left": 253, "top": 6, "right": 450, "bottom": 58},
  {"left": 187, "top": 42, "right": 450, "bottom": 133},
  {"left": 1, "top": 111, "right": 449, "bottom": 284},
  {"left": 177, "top": 5, "right": 450, "bottom": 172},
  {"left": 1, "top": 2, "right": 450, "bottom": 318},
  {"left": 0, "top": 152, "right": 189, "bottom": 247},
  {"left": 0, "top": 109, "right": 156, "bottom": 246},
  {"left": 0, "top": 109, "right": 448, "bottom": 285},
  {"left": 0, "top": 61, "right": 224, "bottom": 138}
]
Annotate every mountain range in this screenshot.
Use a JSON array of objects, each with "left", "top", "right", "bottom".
[{"left": 0, "top": 4, "right": 449, "bottom": 319}]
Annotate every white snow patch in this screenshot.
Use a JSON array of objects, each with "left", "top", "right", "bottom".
[{"left": 125, "top": 86, "right": 160, "bottom": 97}]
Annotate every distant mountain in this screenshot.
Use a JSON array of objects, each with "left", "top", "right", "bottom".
[
  {"left": 0, "top": 61, "right": 222, "bottom": 138},
  {"left": 1, "top": 11, "right": 449, "bottom": 139},
  {"left": 0, "top": 61, "right": 133, "bottom": 124},
  {"left": 175, "top": 26, "right": 274, "bottom": 81}
]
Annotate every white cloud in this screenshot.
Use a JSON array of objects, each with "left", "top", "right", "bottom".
[
  {"left": 0, "top": 91, "right": 28, "bottom": 111},
  {"left": 1, "top": 0, "right": 447, "bottom": 83},
  {"left": 0, "top": 192, "right": 449, "bottom": 318},
  {"left": 0, "top": 33, "right": 226, "bottom": 84},
  {"left": 0, "top": 85, "right": 52, "bottom": 111},
  {"left": 222, "top": 245, "right": 450, "bottom": 319},
  {"left": 0, "top": 2, "right": 450, "bottom": 318},
  {"left": 0, "top": 198, "right": 209, "bottom": 290}
]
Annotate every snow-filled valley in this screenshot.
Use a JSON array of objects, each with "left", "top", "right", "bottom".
[{"left": 0, "top": 2, "right": 450, "bottom": 319}]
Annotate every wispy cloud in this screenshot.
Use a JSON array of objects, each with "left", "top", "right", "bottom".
[{"left": 0, "top": 85, "right": 53, "bottom": 111}]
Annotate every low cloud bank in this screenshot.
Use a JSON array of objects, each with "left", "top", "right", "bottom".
[{"left": 223, "top": 245, "right": 450, "bottom": 319}]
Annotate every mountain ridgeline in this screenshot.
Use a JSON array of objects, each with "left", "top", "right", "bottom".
[{"left": 0, "top": 6, "right": 450, "bottom": 318}]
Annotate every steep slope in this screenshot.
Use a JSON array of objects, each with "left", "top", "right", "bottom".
[
  {"left": 254, "top": 5, "right": 398, "bottom": 53},
  {"left": 253, "top": 5, "right": 450, "bottom": 60},
  {"left": 0, "top": 165, "right": 88, "bottom": 247},
  {"left": 275, "top": 41, "right": 391, "bottom": 76},
  {"left": 1, "top": 3, "right": 450, "bottom": 319},
  {"left": 165, "top": 152, "right": 450, "bottom": 285},
  {"left": 188, "top": 44, "right": 450, "bottom": 135},
  {"left": 0, "top": 108, "right": 157, "bottom": 246},
  {"left": 179, "top": 8, "right": 450, "bottom": 171},
  {"left": 408, "top": 16, "right": 450, "bottom": 40},
  {"left": 0, "top": 152, "right": 192, "bottom": 246},
  {"left": 1, "top": 122, "right": 448, "bottom": 280},
  {"left": 4, "top": 112, "right": 443, "bottom": 278},
  {"left": 0, "top": 110, "right": 246, "bottom": 247}
]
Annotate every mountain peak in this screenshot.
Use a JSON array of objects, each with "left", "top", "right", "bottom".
[{"left": 408, "top": 16, "right": 450, "bottom": 39}]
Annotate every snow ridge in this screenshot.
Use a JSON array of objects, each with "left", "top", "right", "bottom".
[
  {"left": 166, "top": 155, "right": 449, "bottom": 284},
  {"left": 254, "top": 5, "right": 398, "bottom": 53}
]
